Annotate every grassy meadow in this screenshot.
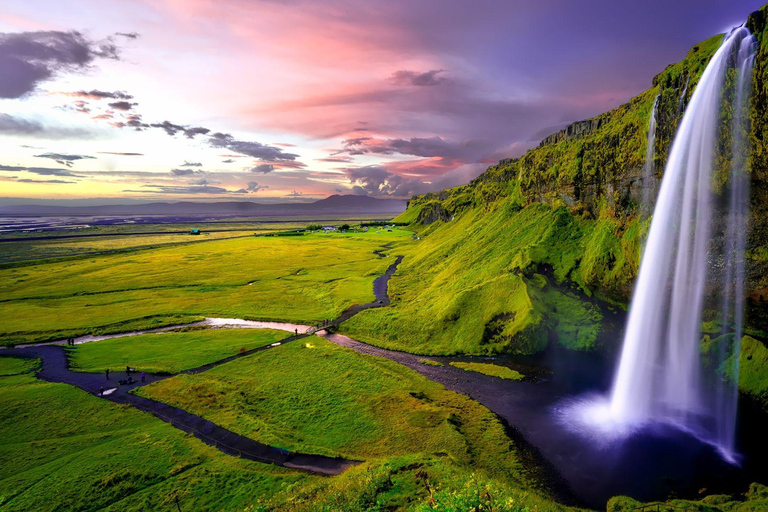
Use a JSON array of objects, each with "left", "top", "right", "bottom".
[
  {"left": 0, "top": 359, "right": 310, "bottom": 512},
  {"left": 0, "top": 228, "right": 410, "bottom": 345},
  {"left": 449, "top": 362, "right": 525, "bottom": 381},
  {"left": 0, "top": 231, "right": 257, "bottom": 264},
  {"left": 0, "top": 349, "right": 571, "bottom": 511},
  {"left": 69, "top": 327, "right": 288, "bottom": 374},
  {"left": 137, "top": 336, "right": 524, "bottom": 465},
  {"left": 0, "top": 357, "right": 39, "bottom": 376},
  {"left": 341, "top": 200, "right": 629, "bottom": 356}
]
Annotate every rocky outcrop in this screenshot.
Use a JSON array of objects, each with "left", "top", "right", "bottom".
[
  {"left": 538, "top": 117, "right": 606, "bottom": 147},
  {"left": 416, "top": 201, "right": 452, "bottom": 224}
]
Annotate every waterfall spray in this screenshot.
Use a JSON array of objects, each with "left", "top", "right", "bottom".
[{"left": 608, "top": 27, "right": 756, "bottom": 462}]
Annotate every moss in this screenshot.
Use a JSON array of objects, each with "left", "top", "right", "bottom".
[{"left": 449, "top": 362, "right": 524, "bottom": 381}]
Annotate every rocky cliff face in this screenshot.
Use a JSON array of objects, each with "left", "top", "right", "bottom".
[{"left": 538, "top": 117, "right": 606, "bottom": 147}]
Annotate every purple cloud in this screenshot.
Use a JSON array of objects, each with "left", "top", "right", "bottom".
[
  {"left": 389, "top": 69, "right": 446, "bottom": 87},
  {"left": 0, "top": 31, "right": 120, "bottom": 98},
  {"left": 250, "top": 163, "right": 275, "bottom": 174},
  {"left": 108, "top": 101, "right": 136, "bottom": 111}
]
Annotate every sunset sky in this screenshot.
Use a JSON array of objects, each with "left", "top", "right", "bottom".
[{"left": 0, "top": 0, "right": 762, "bottom": 204}]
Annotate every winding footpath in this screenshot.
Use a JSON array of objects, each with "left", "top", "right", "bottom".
[{"left": 0, "top": 253, "right": 403, "bottom": 475}]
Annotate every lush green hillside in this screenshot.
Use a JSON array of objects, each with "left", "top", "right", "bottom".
[{"left": 345, "top": 5, "right": 768, "bottom": 360}]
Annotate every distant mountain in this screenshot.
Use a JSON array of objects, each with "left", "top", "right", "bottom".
[{"left": 0, "top": 195, "right": 406, "bottom": 217}]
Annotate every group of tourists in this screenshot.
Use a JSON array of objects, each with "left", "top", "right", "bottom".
[{"left": 99, "top": 365, "right": 146, "bottom": 395}]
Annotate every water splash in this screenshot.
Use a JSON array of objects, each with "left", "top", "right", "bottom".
[{"left": 564, "top": 27, "right": 756, "bottom": 463}]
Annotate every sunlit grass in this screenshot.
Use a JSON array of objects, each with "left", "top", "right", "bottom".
[
  {"left": 0, "top": 361, "right": 307, "bottom": 511},
  {"left": 69, "top": 328, "right": 287, "bottom": 374},
  {"left": 0, "top": 230, "right": 410, "bottom": 344},
  {"left": 449, "top": 362, "right": 524, "bottom": 381}
]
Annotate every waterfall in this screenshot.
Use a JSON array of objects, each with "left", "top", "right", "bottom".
[
  {"left": 641, "top": 94, "right": 659, "bottom": 213},
  {"left": 715, "top": 32, "right": 755, "bottom": 458},
  {"left": 677, "top": 76, "right": 690, "bottom": 115},
  {"left": 608, "top": 27, "right": 756, "bottom": 462}
]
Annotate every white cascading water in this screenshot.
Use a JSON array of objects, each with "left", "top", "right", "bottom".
[
  {"left": 714, "top": 31, "right": 755, "bottom": 457},
  {"left": 561, "top": 27, "right": 757, "bottom": 463},
  {"left": 608, "top": 27, "right": 756, "bottom": 461},
  {"left": 641, "top": 94, "right": 659, "bottom": 213}
]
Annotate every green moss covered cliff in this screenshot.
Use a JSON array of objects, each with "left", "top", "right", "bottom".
[{"left": 344, "top": 5, "right": 768, "bottom": 369}]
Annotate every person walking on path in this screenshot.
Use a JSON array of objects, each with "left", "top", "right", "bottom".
[
  {"left": 105, "top": 368, "right": 110, "bottom": 380},
  {"left": 99, "top": 387, "right": 104, "bottom": 396},
  {"left": 126, "top": 365, "right": 131, "bottom": 376},
  {"left": 295, "top": 328, "right": 298, "bottom": 336},
  {"left": 140, "top": 371, "right": 146, "bottom": 383}
]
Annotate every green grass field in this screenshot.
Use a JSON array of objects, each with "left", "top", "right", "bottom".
[
  {"left": 0, "top": 357, "right": 39, "bottom": 376},
  {"left": 69, "top": 328, "right": 288, "bottom": 374},
  {"left": 0, "top": 350, "right": 572, "bottom": 511},
  {"left": 0, "top": 231, "right": 257, "bottom": 264},
  {"left": 0, "top": 229, "right": 410, "bottom": 345},
  {"left": 449, "top": 362, "right": 524, "bottom": 381},
  {"left": 0, "top": 359, "right": 312, "bottom": 512},
  {"left": 342, "top": 201, "right": 621, "bottom": 356},
  {"left": 137, "top": 337, "right": 527, "bottom": 467}
]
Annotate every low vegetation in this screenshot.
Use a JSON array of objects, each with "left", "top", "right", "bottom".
[
  {"left": 607, "top": 482, "right": 768, "bottom": 511},
  {"left": 0, "top": 361, "right": 310, "bottom": 511},
  {"left": 0, "top": 357, "right": 39, "bottom": 376},
  {"left": 449, "top": 362, "right": 524, "bottom": 381},
  {"left": 69, "top": 328, "right": 287, "bottom": 374},
  {"left": 0, "top": 230, "right": 409, "bottom": 345},
  {"left": 342, "top": 201, "right": 620, "bottom": 356},
  {"left": 138, "top": 337, "right": 528, "bottom": 466}
]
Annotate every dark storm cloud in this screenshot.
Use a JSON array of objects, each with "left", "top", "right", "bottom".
[
  {"left": 0, "top": 30, "right": 121, "bottom": 98},
  {"left": 65, "top": 89, "right": 133, "bottom": 100},
  {"left": 16, "top": 178, "right": 76, "bottom": 184},
  {"left": 0, "top": 163, "right": 83, "bottom": 177},
  {"left": 246, "top": 181, "right": 267, "bottom": 193},
  {"left": 316, "top": 156, "right": 354, "bottom": 163},
  {"left": 149, "top": 120, "right": 209, "bottom": 138},
  {"left": 340, "top": 135, "right": 486, "bottom": 162},
  {"left": 108, "top": 101, "right": 136, "bottom": 111},
  {"left": 208, "top": 132, "right": 299, "bottom": 161},
  {"left": 344, "top": 166, "right": 430, "bottom": 197},
  {"left": 171, "top": 168, "right": 202, "bottom": 176},
  {"left": 132, "top": 184, "right": 230, "bottom": 194},
  {"left": 34, "top": 152, "right": 95, "bottom": 167},
  {"left": 389, "top": 69, "right": 445, "bottom": 87},
  {"left": 0, "top": 113, "right": 43, "bottom": 135},
  {"left": 0, "top": 113, "right": 93, "bottom": 139},
  {"left": 344, "top": 162, "right": 486, "bottom": 198},
  {"left": 250, "top": 163, "right": 274, "bottom": 174}
]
